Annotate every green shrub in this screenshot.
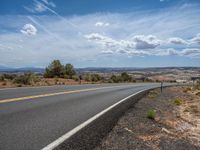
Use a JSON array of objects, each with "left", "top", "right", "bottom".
[
  {"left": 1, "top": 74, "right": 16, "bottom": 80},
  {"left": 0, "top": 75, "right": 5, "bottom": 81},
  {"left": 90, "top": 74, "right": 101, "bottom": 82},
  {"left": 121, "top": 72, "right": 132, "bottom": 82},
  {"left": 13, "top": 73, "right": 39, "bottom": 85},
  {"left": 174, "top": 98, "right": 183, "bottom": 106},
  {"left": 110, "top": 74, "right": 122, "bottom": 83},
  {"left": 146, "top": 109, "right": 156, "bottom": 120},
  {"left": 72, "top": 75, "right": 79, "bottom": 81},
  {"left": 84, "top": 74, "right": 91, "bottom": 82}
]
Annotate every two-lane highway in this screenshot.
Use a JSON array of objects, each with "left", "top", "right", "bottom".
[{"left": 0, "top": 83, "right": 161, "bottom": 150}]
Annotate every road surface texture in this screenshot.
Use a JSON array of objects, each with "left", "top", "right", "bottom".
[{"left": 0, "top": 83, "right": 162, "bottom": 150}]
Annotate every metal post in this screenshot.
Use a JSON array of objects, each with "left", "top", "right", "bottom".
[
  {"left": 79, "top": 75, "right": 82, "bottom": 84},
  {"left": 161, "top": 81, "right": 163, "bottom": 93}
]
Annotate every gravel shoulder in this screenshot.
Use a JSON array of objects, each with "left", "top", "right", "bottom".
[{"left": 95, "top": 86, "right": 200, "bottom": 150}]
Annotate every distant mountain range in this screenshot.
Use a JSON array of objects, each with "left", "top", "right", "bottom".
[
  {"left": 76, "top": 67, "right": 200, "bottom": 73},
  {"left": 0, "top": 66, "right": 45, "bottom": 73},
  {"left": 0, "top": 65, "right": 199, "bottom": 74}
]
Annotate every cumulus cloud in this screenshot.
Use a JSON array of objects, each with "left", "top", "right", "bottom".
[
  {"left": 132, "top": 35, "right": 160, "bottom": 49},
  {"left": 20, "top": 24, "right": 37, "bottom": 36},
  {"left": 85, "top": 33, "right": 160, "bottom": 51},
  {"left": 85, "top": 33, "right": 200, "bottom": 57},
  {"left": 95, "top": 22, "right": 110, "bottom": 27},
  {"left": 85, "top": 33, "right": 118, "bottom": 48},
  {"left": 168, "top": 37, "right": 188, "bottom": 45}
]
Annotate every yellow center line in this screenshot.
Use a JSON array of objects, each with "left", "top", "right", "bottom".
[{"left": 0, "top": 87, "right": 111, "bottom": 103}]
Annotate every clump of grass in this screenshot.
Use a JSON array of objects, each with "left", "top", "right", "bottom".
[
  {"left": 190, "top": 105, "right": 199, "bottom": 113},
  {"left": 146, "top": 109, "right": 156, "bottom": 120},
  {"left": 196, "top": 92, "right": 200, "bottom": 96},
  {"left": 148, "top": 90, "right": 159, "bottom": 99},
  {"left": 174, "top": 98, "right": 183, "bottom": 106},
  {"left": 184, "top": 108, "right": 190, "bottom": 112},
  {"left": 184, "top": 106, "right": 199, "bottom": 114},
  {"left": 183, "top": 87, "right": 192, "bottom": 93}
]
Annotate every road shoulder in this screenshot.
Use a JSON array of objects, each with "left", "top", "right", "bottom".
[{"left": 95, "top": 86, "right": 200, "bottom": 150}]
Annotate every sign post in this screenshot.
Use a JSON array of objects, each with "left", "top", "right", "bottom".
[{"left": 161, "top": 81, "right": 163, "bottom": 93}]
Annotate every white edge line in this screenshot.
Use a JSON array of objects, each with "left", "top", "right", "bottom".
[{"left": 42, "top": 88, "right": 148, "bottom": 150}]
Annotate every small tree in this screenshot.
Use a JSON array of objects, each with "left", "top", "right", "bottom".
[
  {"left": 121, "top": 72, "right": 132, "bottom": 82},
  {"left": 110, "top": 75, "right": 119, "bottom": 83},
  {"left": 64, "top": 64, "right": 76, "bottom": 79},
  {"left": 44, "top": 60, "right": 64, "bottom": 78},
  {"left": 90, "top": 74, "right": 101, "bottom": 82},
  {"left": 84, "top": 74, "right": 91, "bottom": 82}
]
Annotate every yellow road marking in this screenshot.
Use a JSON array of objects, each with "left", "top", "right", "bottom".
[{"left": 0, "top": 87, "right": 109, "bottom": 103}]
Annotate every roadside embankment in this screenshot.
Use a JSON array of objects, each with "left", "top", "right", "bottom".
[{"left": 95, "top": 86, "right": 200, "bottom": 150}]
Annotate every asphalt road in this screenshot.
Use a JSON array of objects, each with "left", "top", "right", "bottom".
[{"left": 0, "top": 83, "right": 162, "bottom": 150}]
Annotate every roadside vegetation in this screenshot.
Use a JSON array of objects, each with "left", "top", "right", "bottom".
[
  {"left": 195, "top": 78, "right": 200, "bottom": 90},
  {"left": 43, "top": 60, "right": 136, "bottom": 83},
  {"left": 0, "top": 59, "right": 155, "bottom": 88},
  {"left": 148, "top": 89, "right": 159, "bottom": 99},
  {"left": 173, "top": 98, "right": 183, "bottom": 106},
  {"left": 146, "top": 109, "right": 156, "bottom": 120},
  {"left": 3, "top": 59, "right": 199, "bottom": 88},
  {"left": 96, "top": 86, "right": 200, "bottom": 149}
]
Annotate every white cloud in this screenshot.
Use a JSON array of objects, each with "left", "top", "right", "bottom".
[
  {"left": 95, "top": 22, "right": 110, "bottom": 27},
  {"left": 85, "top": 33, "right": 161, "bottom": 51},
  {"left": 34, "top": 2, "right": 47, "bottom": 12},
  {"left": 1, "top": 4, "right": 200, "bottom": 67},
  {"left": 25, "top": 0, "right": 56, "bottom": 13},
  {"left": 132, "top": 35, "right": 160, "bottom": 49},
  {"left": 180, "top": 48, "right": 200, "bottom": 57},
  {"left": 85, "top": 33, "right": 107, "bottom": 41},
  {"left": 42, "top": 0, "right": 56, "bottom": 7},
  {"left": 20, "top": 24, "right": 37, "bottom": 36},
  {"left": 167, "top": 48, "right": 179, "bottom": 56},
  {"left": 190, "top": 33, "right": 200, "bottom": 44},
  {"left": 101, "top": 50, "right": 114, "bottom": 54},
  {"left": 85, "top": 32, "right": 200, "bottom": 57},
  {"left": 168, "top": 37, "right": 188, "bottom": 45},
  {"left": 84, "top": 33, "right": 118, "bottom": 48}
]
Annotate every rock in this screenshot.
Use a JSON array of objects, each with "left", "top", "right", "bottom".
[{"left": 161, "top": 128, "right": 171, "bottom": 134}]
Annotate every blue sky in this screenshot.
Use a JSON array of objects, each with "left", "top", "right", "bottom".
[{"left": 0, "top": 0, "right": 200, "bottom": 68}]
